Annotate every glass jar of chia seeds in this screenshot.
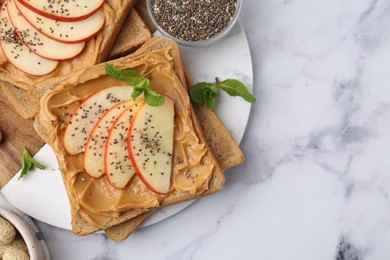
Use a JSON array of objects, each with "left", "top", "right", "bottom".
[{"left": 146, "top": 0, "right": 242, "bottom": 47}]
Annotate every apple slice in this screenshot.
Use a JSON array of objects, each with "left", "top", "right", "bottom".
[
  {"left": 0, "top": 3, "right": 58, "bottom": 76},
  {"left": 15, "top": 0, "right": 105, "bottom": 43},
  {"left": 16, "top": 0, "right": 104, "bottom": 22},
  {"left": 84, "top": 100, "right": 135, "bottom": 178},
  {"left": 7, "top": 0, "right": 85, "bottom": 60},
  {"left": 128, "top": 97, "right": 175, "bottom": 194},
  {"left": 64, "top": 86, "right": 134, "bottom": 155},
  {"left": 105, "top": 99, "right": 146, "bottom": 188}
]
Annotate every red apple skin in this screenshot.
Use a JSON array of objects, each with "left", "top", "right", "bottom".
[
  {"left": 0, "top": 27, "right": 58, "bottom": 76},
  {"left": 15, "top": 0, "right": 106, "bottom": 43},
  {"left": 104, "top": 100, "right": 146, "bottom": 188},
  {"left": 62, "top": 92, "right": 95, "bottom": 155},
  {"left": 0, "top": 43, "right": 57, "bottom": 77},
  {"left": 84, "top": 102, "right": 128, "bottom": 179},
  {"left": 24, "top": 43, "right": 84, "bottom": 61},
  {"left": 0, "top": 41, "right": 57, "bottom": 76},
  {"left": 63, "top": 90, "right": 98, "bottom": 155},
  {"left": 126, "top": 100, "right": 174, "bottom": 195},
  {"left": 14, "top": 1, "right": 106, "bottom": 44},
  {"left": 16, "top": 37, "right": 84, "bottom": 61},
  {"left": 16, "top": 0, "right": 104, "bottom": 22},
  {"left": 20, "top": 19, "right": 104, "bottom": 44},
  {"left": 126, "top": 103, "right": 167, "bottom": 194},
  {"left": 6, "top": 0, "right": 85, "bottom": 61},
  {"left": 63, "top": 86, "right": 134, "bottom": 155}
]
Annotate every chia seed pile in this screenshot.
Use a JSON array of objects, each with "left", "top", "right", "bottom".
[{"left": 151, "top": 0, "right": 237, "bottom": 41}]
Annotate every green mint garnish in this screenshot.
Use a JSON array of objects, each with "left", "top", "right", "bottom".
[
  {"left": 104, "top": 63, "right": 165, "bottom": 107},
  {"left": 190, "top": 77, "right": 255, "bottom": 109},
  {"left": 18, "top": 149, "right": 45, "bottom": 180}
]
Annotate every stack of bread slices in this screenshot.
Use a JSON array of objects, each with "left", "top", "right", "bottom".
[{"left": 0, "top": 0, "right": 245, "bottom": 242}]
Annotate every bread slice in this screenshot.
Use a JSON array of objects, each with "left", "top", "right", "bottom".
[
  {"left": 105, "top": 109, "right": 244, "bottom": 242},
  {"left": 109, "top": 8, "right": 152, "bottom": 59},
  {"left": 1, "top": 7, "right": 152, "bottom": 120},
  {"left": 192, "top": 104, "right": 244, "bottom": 168},
  {"left": 0, "top": 81, "right": 36, "bottom": 119},
  {"left": 0, "top": 0, "right": 136, "bottom": 107},
  {"left": 105, "top": 112, "right": 243, "bottom": 241},
  {"left": 104, "top": 37, "right": 244, "bottom": 242},
  {"left": 32, "top": 37, "right": 243, "bottom": 240},
  {"left": 104, "top": 210, "right": 157, "bottom": 242},
  {"left": 32, "top": 36, "right": 243, "bottom": 241},
  {"left": 28, "top": 0, "right": 136, "bottom": 104},
  {"left": 34, "top": 37, "right": 225, "bottom": 237},
  {"left": 133, "top": 0, "right": 158, "bottom": 33}
]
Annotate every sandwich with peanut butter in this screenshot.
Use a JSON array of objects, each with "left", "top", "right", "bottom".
[
  {"left": 0, "top": 6, "right": 152, "bottom": 120},
  {"left": 0, "top": 0, "right": 141, "bottom": 118},
  {"left": 34, "top": 37, "right": 243, "bottom": 239},
  {"left": 104, "top": 37, "right": 244, "bottom": 241}
]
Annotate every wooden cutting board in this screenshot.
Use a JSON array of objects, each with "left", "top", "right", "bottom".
[
  {"left": 0, "top": 90, "right": 44, "bottom": 188},
  {"left": 0, "top": 0, "right": 156, "bottom": 189}
]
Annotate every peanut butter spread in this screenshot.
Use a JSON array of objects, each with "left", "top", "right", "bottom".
[
  {"left": 39, "top": 50, "right": 217, "bottom": 228},
  {"left": 0, "top": 3, "right": 116, "bottom": 90}
]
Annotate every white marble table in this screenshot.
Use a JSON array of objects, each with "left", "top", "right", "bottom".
[{"left": 35, "top": 0, "right": 390, "bottom": 259}]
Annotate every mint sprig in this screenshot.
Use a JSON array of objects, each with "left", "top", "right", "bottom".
[
  {"left": 190, "top": 78, "right": 255, "bottom": 109},
  {"left": 18, "top": 149, "right": 45, "bottom": 180},
  {"left": 104, "top": 63, "right": 165, "bottom": 107}
]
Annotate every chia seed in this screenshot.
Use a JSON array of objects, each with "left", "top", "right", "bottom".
[
  {"left": 151, "top": 0, "right": 237, "bottom": 41},
  {"left": 1, "top": 27, "right": 22, "bottom": 46}
]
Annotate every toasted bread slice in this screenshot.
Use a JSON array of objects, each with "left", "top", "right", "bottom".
[
  {"left": 1, "top": 7, "right": 152, "bottom": 120},
  {"left": 0, "top": 0, "right": 136, "bottom": 107},
  {"left": 28, "top": 0, "right": 136, "bottom": 104},
  {"left": 32, "top": 37, "right": 243, "bottom": 239},
  {"left": 192, "top": 103, "right": 244, "bottom": 168},
  {"left": 104, "top": 38, "right": 244, "bottom": 242},
  {"left": 105, "top": 108, "right": 244, "bottom": 242},
  {"left": 109, "top": 8, "right": 152, "bottom": 59},
  {"left": 30, "top": 36, "right": 242, "bottom": 240},
  {"left": 186, "top": 81, "right": 244, "bottom": 169},
  {"left": 133, "top": 0, "right": 157, "bottom": 33},
  {"left": 104, "top": 210, "right": 157, "bottom": 242},
  {"left": 0, "top": 81, "right": 36, "bottom": 119},
  {"left": 34, "top": 37, "right": 225, "bottom": 236}
]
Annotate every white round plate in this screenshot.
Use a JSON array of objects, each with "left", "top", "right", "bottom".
[{"left": 1, "top": 21, "right": 253, "bottom": 230}]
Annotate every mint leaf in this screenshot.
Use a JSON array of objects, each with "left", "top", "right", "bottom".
[
  {"left": 190, "top": 78, "right": 255, "bottom": 109},
  {"left": 134, "top": 79, "right": 148, "bottom": 89},
  {"left": 190, "top": 82, "right": 212, "bottom": 104},
  {"left": 204, "top": 89, "right": 217, "bottom": 108},
  {"left": 105, "top": 64, "right": 165, "bottom": 106},
  {"left": 131, "top": 87, "right": 145, "bottom": 100},
  {"left": 209, "top": 83, "right": 218, "bottom": 94},
  {"left": 131, "top": 87, "right": 144, "bottom": 100},
  {"left": 104, "top": 63, "right": 144, "bottom": 86},
  {"left": 31, "top": 159, "right": 45, "bottom": 170},
  {"left": 19, "top": 150, "right": 31, "bottom": 180},
  {"left": 18, "top": 149, "right": 46, "bottom": 180},
  {"left": 219, "top": 79, "right": 256, "bottom": 103},
  {"left": 204, "top": 84, "right": 218, "bottom": 108},
  {"left": 145, "top": 88, "right": 165, "bottom": 106}
]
